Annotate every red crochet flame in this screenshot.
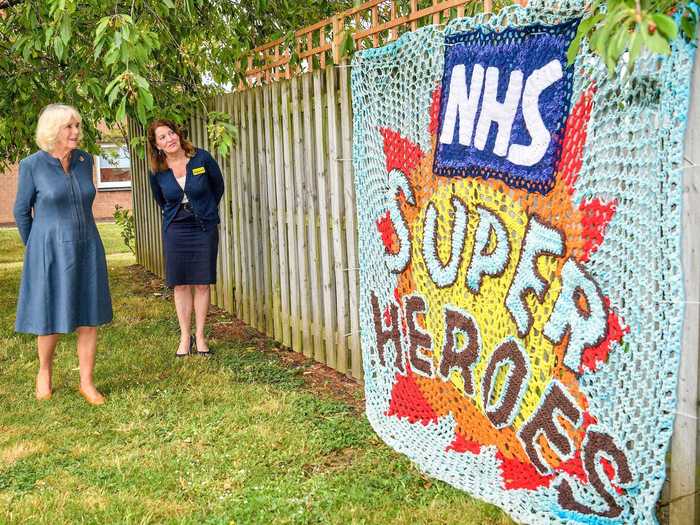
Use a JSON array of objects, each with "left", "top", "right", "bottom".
[
  {"left": 558, "top": 86, "right": 596, "bottom": 194},
  {"left": 446, "top": 432, "right": 481, "bottom": 454},
  {"left": 580, "top": 298, "right": 630, "bottom": 374},
  {"left": 579, "top": 198, "right": 617, "bottom": 263},
  {"left": 497, "top": 451, "right": 554, "bottom": 490},
  {"left": 387, "top": 370, "right": 439, "bottom": 426},
  {"left": 380, "top": 127, "right": 425, "bottom": 175},
  {"left": 429, "top": 87, "right": 442, "bottom": 136},
  {"left": 376, "top": 211, "right": 397, "bottom": 253}
]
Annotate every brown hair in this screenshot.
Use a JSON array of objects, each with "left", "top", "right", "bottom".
[{"left": 147, "top": 118, "right": 196, "bottom": 172}]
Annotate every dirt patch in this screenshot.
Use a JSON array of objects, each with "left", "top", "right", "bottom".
[
  {"left": 125, "top": 264, "right": 365, "bottom": 413},
  {"left": 303, "top": 446, "right": 358, "bottom": 476},
  {"left": 1, "top": 441, "right": 45, "bottom": 466}
]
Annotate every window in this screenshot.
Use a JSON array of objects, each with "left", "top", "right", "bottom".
[{"left": 96, "top": 143, "right": 132, "bottom": 190}]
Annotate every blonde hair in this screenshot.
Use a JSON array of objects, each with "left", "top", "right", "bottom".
[{"left": 35, "top": 104, "right": 82, "bottom": 152}]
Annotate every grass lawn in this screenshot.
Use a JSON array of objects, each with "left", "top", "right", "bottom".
[
  {"left": 0, "top": 222, "right": 130, "bottom": 264},
  {"left": 0, "top": 229, "right": 512, "bottom": 525}
]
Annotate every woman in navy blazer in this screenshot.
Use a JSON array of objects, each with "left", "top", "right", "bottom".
[{"left": 147, "top": 119, "right": 225, "bottom": 357}]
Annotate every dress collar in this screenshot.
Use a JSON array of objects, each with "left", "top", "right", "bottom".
[{"left": 40, "top": 149, "right": 81, "bottom": 169}]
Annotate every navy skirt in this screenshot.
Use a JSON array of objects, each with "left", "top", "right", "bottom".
[{"left": 164, "top": 205, "right": 218, "bottom": 287}]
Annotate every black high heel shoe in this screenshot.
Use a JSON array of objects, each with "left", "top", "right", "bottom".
[
  {"left": 194, "top": 338, "right": 213, "bottom": 356},
  {"left": 176, "top": 336, "right": 194, "bottom": 358}
]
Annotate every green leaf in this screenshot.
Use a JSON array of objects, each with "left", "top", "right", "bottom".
[
  {"left": 133, "top": 74, "right": 149, "bottom": 90},
  {"left": 53, "top": 37, "right": 64, "bottom": 60},
  {"left": 120, "top": 45, "right": 131, "bottom": 64},
  {"left": 60, "top": 16, "right": 72, "bottom": 45},
  {"left": 627, "top": 28, "right": 643, "bottom": 73},
  {"left": 107, "top": 84, "right": 121, "bottom": 107},
  {"left": 163, "top": 0, "right": 175, "bottom": 8},
  {"left": 681, "top": 14, "right": 697, "bottom": 41},
  {"left": 646, "top": 26, "right": 672, "bottom": 55},
  {"left": 116, "top": 96, "right": 127, "bottom": 122},
  {"left": 44, "top": 27, "right": 55, "bottom": 47},
  {"left": 104, "top": 76, "right": 121, "bottom": 96},
  {"left": 567, "top": 13, "right": 604, "bottom": 65},
  {"left": 94, "top": 17, "right": 111, "bottom": 46},
  {"left": 136, "top": 99, "right": 147, "bottom": 125},
  {"left": 104, "top": 46, "right": 119, "bottom": 66},
  {"left": 605, "top": 26, "right": 630, "bottom": 75},
  {"left": 611, "top": 25, "right": 631, "bottom": 60},
  {"left": 94, "top": 40, "right": 105, "bottom": 61},
  {"left": 340, "top": 30, "right": 355, "bottom": 60},
  {"left": 651, "top": 13, "right": 678, "bottom": 41},
  {"left": 139, "top": 88, "right": 154, "bottom": 111}
]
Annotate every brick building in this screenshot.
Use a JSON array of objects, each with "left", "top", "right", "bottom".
[{"left": 0, "top": 144, "right": 133, "bottom": 225}]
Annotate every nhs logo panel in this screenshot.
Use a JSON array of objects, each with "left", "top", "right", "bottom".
[{"left": 434, "top": 21, "right": 578, "bottom": 194}]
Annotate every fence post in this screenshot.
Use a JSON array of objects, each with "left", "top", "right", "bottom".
[
  {"left": 332, "top": 15, "right": 343, "bottom": 64},
  {"left": 670, "top": 55, "right": 700, "bottom": 525}
]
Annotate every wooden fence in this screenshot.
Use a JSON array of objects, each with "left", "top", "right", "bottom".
[
  {"left": 129, "top": 64, "right": 362, "bottom": 377},
  {"left": 240, "top": 0, "right": 508, "bottom": 87}
]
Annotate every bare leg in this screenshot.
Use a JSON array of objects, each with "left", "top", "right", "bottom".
[
  {"left": 173, "top": 285, "right": 194, "bottom": 355},
  {"left": 193, "top": 284, "right": 210, "bottom": 353},
  {"left": 76, "top": 326, "right": 102, "bottom": 399},
  {"left": 37, "top": 334, "right": 59, "bottom": 398}
]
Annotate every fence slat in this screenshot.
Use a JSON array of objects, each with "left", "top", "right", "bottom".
[
  {"left": 233, "top": 95, "right": 249, "bottom": 320},
  {"left": 272, "top": 81, "right": 291, "bottom": 346},
  {"left": 231, "top": 99, "right": 242, "bottom": 315},
  {"left": 217, "top": 97, "right": 233, "bottom": 312},
  {"left": 314, "top": 68, "right": 337, "bottom": 367},
  {"left": 243, "top": 95, "right": 257, "bottom": 325},
  {"left": 338, "top": 62, "right": 361, "bottom": 380},
  {"left": 302, "top": 73, "right": 324, "bottom": 361},
  {"left": 291, "top": 76, "right": 312, "bottom": 357},
  {"left": 245, "top": 89, "right": 263, "bottom": 331},
  {"left": 264, "top": 84, "right": 283, "bottom": 340},
  {"left": 281, "top": 80, "right": 301, "bottom": 351},
  {"left": 326, "top": 66, "right": 348, "bottom": 373},
  {"left": 229, "top": 95, "right": 242, "bottom": 317},
  {"left": 213, "top": 97, "right": 227, "bottom": 309},
  {"left": 255, "top": 86, "right": 274, "bottom": 336}
]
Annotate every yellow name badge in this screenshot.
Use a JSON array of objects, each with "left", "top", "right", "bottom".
[{"left": 192, "top": 167, "right": 206, "bottom": 175}]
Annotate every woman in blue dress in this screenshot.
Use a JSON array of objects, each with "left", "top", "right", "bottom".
[
  {"left": 14, "top": 104, "right": 112, "bottom": 405},
  {"left": 147, "top": 119, "right": 224, "bottom": 357}
]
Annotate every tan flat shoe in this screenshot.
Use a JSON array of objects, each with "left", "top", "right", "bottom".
[
  {"left": 35, "top": 390, "right": 52, "bottom": 401},
  {"left": 79, "top": 387, "right": 105, "bottom": 406},
  {"left": 35, "top": 377, "right": 52, "bottom": 401}
]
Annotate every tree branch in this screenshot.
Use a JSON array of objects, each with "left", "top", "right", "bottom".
[{"left": 0, "top": 0, "right": 25, "bottom": 9}]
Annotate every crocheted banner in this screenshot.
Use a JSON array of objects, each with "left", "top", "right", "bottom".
[{"left": 351, "top": 3, "right": 695, "bottom": 524}]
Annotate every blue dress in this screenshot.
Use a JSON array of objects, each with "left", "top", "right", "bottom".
[{"left": 13, "top": 149, "right": 113, "bottom": 335}]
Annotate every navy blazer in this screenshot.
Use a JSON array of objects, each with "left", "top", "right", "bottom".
[{"left": 148, "top": 148, "right": 225, "bottom": 232}]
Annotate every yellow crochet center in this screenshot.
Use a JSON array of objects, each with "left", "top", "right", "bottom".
[{"left": 412, "top": 179, "right": 563, "bottom": 430}]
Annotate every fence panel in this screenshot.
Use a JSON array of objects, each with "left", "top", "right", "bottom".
[{"left": 129, "top": 65, "right": 357, "bottom": 375}]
